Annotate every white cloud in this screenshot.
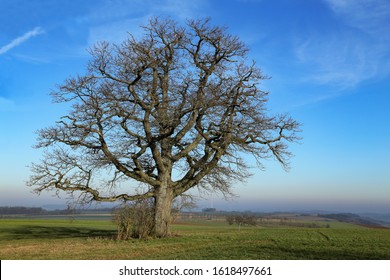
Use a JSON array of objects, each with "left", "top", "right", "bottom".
[
  {"left": 324, "top": 0, "right": 390, "bottom": 36},
  {"left": 295, "top": 36, "right": 380, "bottom": 88},
  {"left": 294, "top": 0, "right": 390, "bottom": 88},
  {"left": 0, "top": 27, "right": 44, "bottom": 55}
]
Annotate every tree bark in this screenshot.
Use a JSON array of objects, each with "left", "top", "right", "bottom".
[{"left": 153, "top": 184, "right": 174, "bottom": 237}]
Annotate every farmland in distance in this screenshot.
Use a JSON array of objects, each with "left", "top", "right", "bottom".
[{"left": 1, "top": 211, "right": 389, "bottom": 260}]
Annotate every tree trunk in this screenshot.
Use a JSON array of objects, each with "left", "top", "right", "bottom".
[{"left": 154, "top": 185, "right": 174, "bottom": 237}]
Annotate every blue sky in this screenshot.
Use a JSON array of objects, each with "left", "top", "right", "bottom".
[{"left": 1, "top": 0, "right": 389, "bottom": 213}]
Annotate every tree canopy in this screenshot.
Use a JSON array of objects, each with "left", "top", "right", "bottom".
[{"left": 28, "top": 17, "right": 300, "bottom": 237}]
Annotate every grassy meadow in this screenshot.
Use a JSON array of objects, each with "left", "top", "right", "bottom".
[{"left": 1, "top": 218, "right": 389, "bottom": 260}]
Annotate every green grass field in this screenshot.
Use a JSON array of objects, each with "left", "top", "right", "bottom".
[{"left": 0, "top": 219, "right": 389, "bottom": 259}]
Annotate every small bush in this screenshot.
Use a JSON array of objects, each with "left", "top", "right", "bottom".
[{"left": 113, "top": 199, "right": 155, "bottom": 240}]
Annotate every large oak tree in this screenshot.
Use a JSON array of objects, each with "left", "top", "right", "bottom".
[{"left": 28, "top": 18, "right": 300, "bottom": 237}]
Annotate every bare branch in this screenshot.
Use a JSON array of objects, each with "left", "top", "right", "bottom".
[{"left": 29, "top": 17, "right": 301, "bottom": 237}]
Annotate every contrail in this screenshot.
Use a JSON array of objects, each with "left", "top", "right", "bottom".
[{"left": 0, "top": 27, "right": 44, "bottom": 55}]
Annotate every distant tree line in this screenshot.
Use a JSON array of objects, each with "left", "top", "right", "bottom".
[
  {"left": 0, "top": 206, "right": 77, "bottom": 215},
  {"left": 225, "top": 213, "right": 329, "bottom": 228},
  {"left": 0, "top": 207, "right": 47, "bottom": 215}
]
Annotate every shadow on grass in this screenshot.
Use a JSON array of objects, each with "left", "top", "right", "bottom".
[{"left": 1, "top": 226, "right": 116, "bottom": 240}]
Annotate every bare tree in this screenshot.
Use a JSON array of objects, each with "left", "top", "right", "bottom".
[{"left": 28, "top": 17, "right": 300, "bottom": 238}]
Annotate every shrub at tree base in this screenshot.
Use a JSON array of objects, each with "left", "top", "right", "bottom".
[{"left": 113, "top": 199, "right": 155, "bottom": 240}]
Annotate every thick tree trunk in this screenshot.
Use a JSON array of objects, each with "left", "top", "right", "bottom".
[{"left": 153, "top": 185, "right": 174, "bottom": 238}]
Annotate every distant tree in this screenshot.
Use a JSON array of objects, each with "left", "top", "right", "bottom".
[
  {"left": 226, "top": 214, "right": 257, "bottom": 227},
  {"left": 28, "top": 17, "right": 300, "bottom": 238},
  {"left": 226, "top": 215, "right": 235, "bottom": 225},
  {"left": 243, "top": 214, "right": 258, "bottom": 226}
]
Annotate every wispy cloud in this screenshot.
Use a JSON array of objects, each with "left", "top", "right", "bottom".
[
  {"left": 295, "top": 36, "right": 380, "bottom": 88},
  {"left": 324, "top": 0, "right": 390, "bottom": 36},
  {"left": 0, "top": 27, "right": 44, "bottom": 55},
  {"left": 294, "top": 0, "right": 390, "bottom": 89}
]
